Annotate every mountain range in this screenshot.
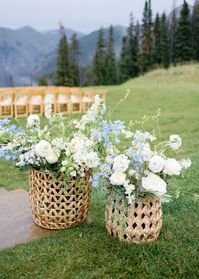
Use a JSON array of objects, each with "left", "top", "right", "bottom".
[
  {"left": 0, "top": 25, "right": 126, "bottom": 86},
  {"left": 0, "top": 4, "right": 192, "bottom": 87}
]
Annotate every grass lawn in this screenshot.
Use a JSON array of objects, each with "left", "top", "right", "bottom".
[{"left": 0, "top": 64, "right": 199, "bottom": 278}]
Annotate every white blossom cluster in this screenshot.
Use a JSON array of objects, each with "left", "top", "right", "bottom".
[{"left": 100, "top": 131, "right": 191, "bottom": 204}]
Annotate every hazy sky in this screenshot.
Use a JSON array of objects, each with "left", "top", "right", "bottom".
[{"left": 0, "top": 0, "right": 195, "bottom": 33}]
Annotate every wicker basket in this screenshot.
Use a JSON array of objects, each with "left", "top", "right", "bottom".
[
  {"left": 105, "top": 191, "right": 162, "bottom": 244},
  {"left": 29, "top": 169, "right": 91, "bottom": 230}
]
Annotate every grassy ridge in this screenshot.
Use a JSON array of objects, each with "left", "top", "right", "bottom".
[{"left": 0, "top": 64, "right": 199, "bottom": 278}]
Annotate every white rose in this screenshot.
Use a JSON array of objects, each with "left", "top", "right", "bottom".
[
  {"left": 128, "top": 169, "right": 136, "bottom": 177},
  {"left": 163, "top": 158, "right": 182, "bottom": 176},
  {"left": 27, "top": 114, "right": 40, "bottom": 127},
  {"left": 149, "top": 155, "right": 165, "bottom": 173},
  {"left": 180, "top": 158, "right": 192, "bottom": 170},
  {"left": 142, "top": 143, "right": 153, "bottom": 161},
  {"left": 110, "top": 172, "right": 126, "bottom": 186},
  {"left": 169, "top": 135, "right": 182, "bottom": 151},
  {"left": 46, "top": 152, "right": 59, "bottom": 164},
  {"left": 142, "top": 172, "right": 167, "bottom": 195},
  {"left": 113, "top": 154, "right": 130, "bottom": 172},
  {"left": 35, "top": 140, "right": 52, "bottom": 158}
]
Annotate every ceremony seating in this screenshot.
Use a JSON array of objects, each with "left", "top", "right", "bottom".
[
  {"left": 70, "top": 88, "right": 83, "bottom": 114},
  {"left": 0, "top": 86, "right": 106, "bottom": 118},
  {"left": 14, "top": 91, "right": 29, "bottom": 117},
  {"left": 57, "top": 87, "right": 71, "bottom": 114},
  {"left": 82, "top": 88, "right": 94, "bottom": 112},
  {"left": 29, "top": 90, "right": 44, "bottom": 116},
  {"left": 0, "top": 91, "right": 13, "bottom": 118}
]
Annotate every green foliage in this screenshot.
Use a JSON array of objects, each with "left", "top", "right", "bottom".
[
  {"left": 192, "top": 0, "right": 199, "bottom": 61},
  {"left": 160, "top": 13, "right": 170, "bottom": 68},
  {"left": 104, "top": 25, "right": 118, "bottom": 85},
  {"left": 140, "top": 0, "right": 153, "bottom": 72},
  {"left": 69, "top": 33, "right": 80, "bottom": 86},
  {"left": 153, "top": 13, "right": 161, "bottom": 65},
  {"left": 92, "top": 28, "right": 106, "bottom": 85},
  {"left": 37, "top": 76, "right": 48, "bottom": 86},
  {"left": 55, "top": 30, "right": 71, "bottom": 86},
  {"left": 174, "top": 0, "right": 193, "bottom": 63}
]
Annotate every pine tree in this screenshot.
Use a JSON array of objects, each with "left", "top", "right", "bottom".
[
  {"left": 55, "top": 24, "right": 71, "bottom": 86},
  {"left": 119, "top": 13, "right": 139, "bottom": 82},
  {"left": 169, "top": 1, "right": 177, "bottom": 64},
  {"left": 192, "top": 0, "right": 199, "bottom": 61},
  {"left": 93, "top": 28, "right": 106, "bottom": 85},
  {"left": 160, "top": 13, "right": 170, "bottom": 68},
  {"left": 126, "top": 13, "right": 139, "bottom": 78},
  {"left": 119, "top": 36, "right": 129, "bottom": 83},
  {"left": 104, "top": 25, "right": 117, "bottom": 85},
  {"left": 153, "top": 13, "right": 162, "bottom": 65},
  {"left": 140, "top": 0, "right": 153, "bottom": 72},
  {"left": 174, "top": 0, "right": 193, "bottom": 63},
  {"left": 69, "top": 33, "right": 80, "bottom": 86}
]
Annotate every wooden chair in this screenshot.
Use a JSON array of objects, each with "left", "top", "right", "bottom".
[
  {"left": 44, "top": 88, "right": 57, "bottom": 115},
  {"left": 82, "top": 88, "right": 94, "bottom": 112},
  {"left": 29, "top": 90, "right": 44, "bottom": 115},
  {"left": 14, "top": 90, "right": 30, "bottom": 117},
  {"left": 94, "top": 89, "right": 106, "bottom": 103},
  {"left": 0, "top": 90, "right": 14, "bottom": 118},
  {"left": 56, "top": 87, "right": 71, "bottom": 115},
  {"left": 70, "top": 88, "right": 83, "bottom": 114}
]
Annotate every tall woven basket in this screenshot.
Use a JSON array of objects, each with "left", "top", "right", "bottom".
[
  {"left": 105, "top": 191, "right": 162, "bottom": 244},
  {"left": 29, "top": 169, "right": 91, "bottom": 230}
]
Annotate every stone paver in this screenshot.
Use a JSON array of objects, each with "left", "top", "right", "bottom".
[{"left": 0, "top": 188, "right": 52, "bottom": 250}]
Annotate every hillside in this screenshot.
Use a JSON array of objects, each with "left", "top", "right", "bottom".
[{"left": 0, "top": 64, "right": 199, "bottom": 278}]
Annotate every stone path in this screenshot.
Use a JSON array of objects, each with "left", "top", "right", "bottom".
[{"left": 0, "top": 187, "right": 52, "bottom": 250}]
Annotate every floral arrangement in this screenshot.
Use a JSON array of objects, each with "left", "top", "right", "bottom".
[
  {"left": 0, "top": 96, "right": 132, "bottom": 184},
  {"left": 0, "top": 94, "right": 191, "bottom": 202},
  {"left": 96, "top": 127, "right": 191, "bottom": 204}
]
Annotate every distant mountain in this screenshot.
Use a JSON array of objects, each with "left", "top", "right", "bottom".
[
  {"left": 0, "top": 26, "right": 85, "bottom": 86},
  {"left": 35, "top": 25, "right": 127, "bottom": 79}
]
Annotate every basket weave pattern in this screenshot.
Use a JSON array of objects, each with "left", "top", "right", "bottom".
[
  {"left": 29, "top": 169, "right": 91, "bottom": 230},
  {"left": 105, "top": 192, "right": 162, "bottom": 243}
]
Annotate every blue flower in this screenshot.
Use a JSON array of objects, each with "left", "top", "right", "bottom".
[
  {"left": 92, "top": 173, "right": 100, "bottom": 188},
  {"left": 16, "top": 127, "right": 24, "bottom": 134},
  {"left": 0, "top": 118, "right": 9, "bottom": 127},
  {"left": 101, "top": 104, "right": 107, "bottom": 115},
  {"left": 91, "top": 129, "right": 100, "bottom": 138}
]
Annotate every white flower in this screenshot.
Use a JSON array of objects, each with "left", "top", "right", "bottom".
[
  {"left": 27, "top": 114, "right": 40, "bottom": 127},
  {"left": 180, "top": 158, "right": 192, "bottom": 170},
  {"left": 142, "top": 173, "right": 167, "bottom": 195},
  {"left": 35, "top": 140, "right": 52, "bottom": 158},
  {"left": 142, "top": 143, "right": 153, "bottom": 161},
  {"left": 149, "top": 155, "right": 165, "bottom": 173},
  {"left": 163, "top": 158, "right": 182, "bottom": 176},
  {"left": 122, "top": 129, "right": 134, "bottom": 139},
  {"left": 169, "top": 135, "right": 182, "bottom": 151},
  {"left": 113, "top": 154, "right": 130, "bottom": 172},
  {"left": 110, "top": 172, "right": 126, "bottom": 186},
  {"left": 128, "top": 169, "right": 136, "bottom": 177},
  {"left": 46, "top": 152, "right": 59, "bottom": 164},
  {"left": 70, "top": 171, "right": 77, "bottom": 177}
]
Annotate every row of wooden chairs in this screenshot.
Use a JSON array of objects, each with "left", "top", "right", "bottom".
[{"left": 0, "top": 87, "right": 106, "bottom": 118}]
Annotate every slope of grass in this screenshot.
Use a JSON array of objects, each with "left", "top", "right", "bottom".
[{"left": 0, "top": 64, "right": 199, "bottom": 279}]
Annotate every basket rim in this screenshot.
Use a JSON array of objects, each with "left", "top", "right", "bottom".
[{"left": 108, "top": 191, "right": 161, "bottom": 203}]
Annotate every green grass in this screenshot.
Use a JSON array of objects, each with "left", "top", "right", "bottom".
[{"left": 0, "top": 64, "right": 199, "bottom": 278}]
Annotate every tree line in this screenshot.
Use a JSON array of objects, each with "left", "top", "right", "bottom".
[{"left": 53, "top": 0, "right": 199, "bottom": 87}]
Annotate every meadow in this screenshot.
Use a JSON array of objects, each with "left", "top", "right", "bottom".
[{"left": 0, "top": 64, "right": 199, "bottom": 279}]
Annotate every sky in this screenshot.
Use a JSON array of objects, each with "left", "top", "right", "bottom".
[{"left": 0, "top": 0, "right": 195, "bottom": 34}]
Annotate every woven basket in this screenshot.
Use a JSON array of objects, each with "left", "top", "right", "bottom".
[
  {"left": 29, "top": 169, "right": 91, "bottom": 230},
  {"left": 105, "top": 191, "right": 162, "bottom": 244}
]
